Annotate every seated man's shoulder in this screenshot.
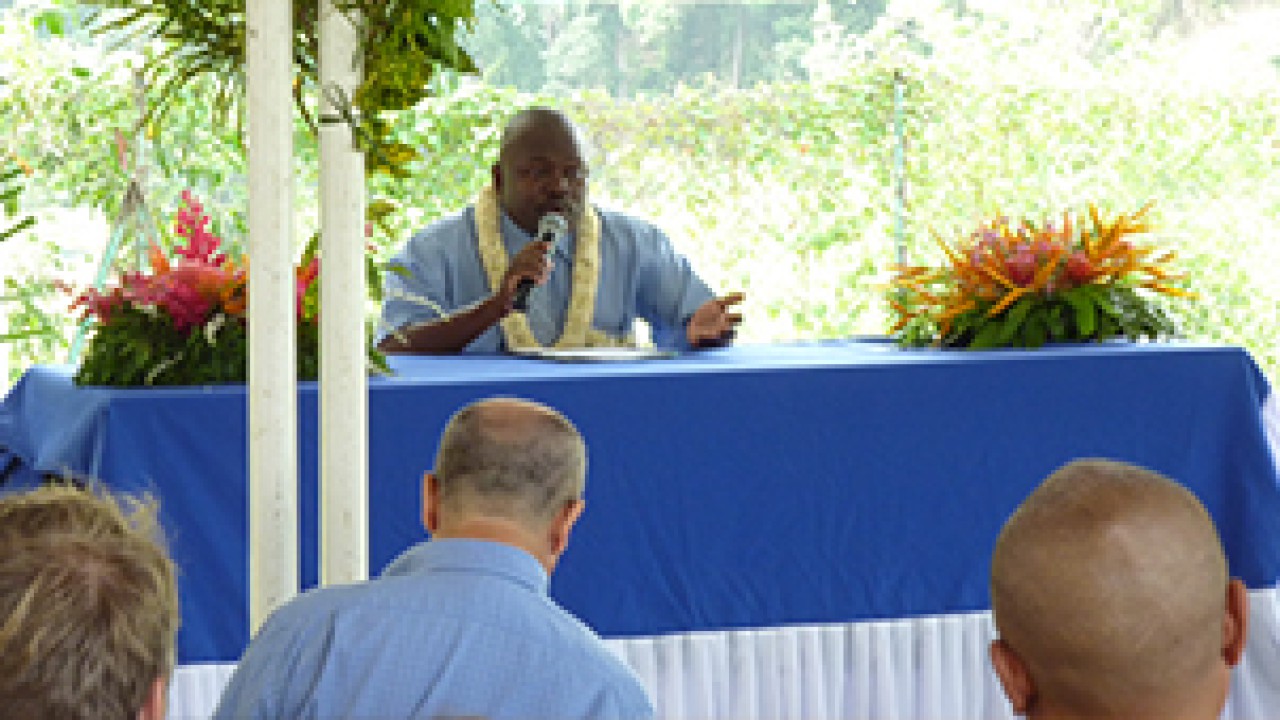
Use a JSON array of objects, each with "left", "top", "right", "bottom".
[
  {"left": 519, "top": 606, "right": 652, "bottom": 714},
  {"left": 595, "top": 206, "right": 663, "bottom": 237},
  {"left": 401, "top": 208, "right": 475, "bottom": 252},
  {"left": 529, "top": 602, "right": 638, "bottom": 675},
  {"left": 594, "top": 207, "right": 679, "bottom": 261}
]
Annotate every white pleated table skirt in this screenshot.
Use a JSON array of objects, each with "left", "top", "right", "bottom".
[{"left": 166, "top": 586, "right": 1280, "bottom": 720}]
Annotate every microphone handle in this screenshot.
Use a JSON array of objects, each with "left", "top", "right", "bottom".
[
  {"left": 510, "top": 230, "right": 558, "bottom": 313},
  {"left": 511, "top": 278, "right": 536, "bottom": 312}
]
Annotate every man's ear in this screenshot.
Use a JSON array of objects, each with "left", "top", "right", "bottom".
[
  {"left": 1223, "top": 577, "right": 1249, "bottom": 667},
  {"left": 422, "top": 473, "right": 441, "bottom": 534},
  {"left": 990, "top": 639, "right": 1036, "bottom": 715},
  {"left": 136, "top": 675, "right": 167, "bottom": 720},
  {"left": 548, "top": 498, "right": 585, "bottom": 559}
]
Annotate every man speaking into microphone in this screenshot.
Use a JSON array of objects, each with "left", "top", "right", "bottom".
[{"left": 377, "top": 107, "right": 744, "bottom": 354}]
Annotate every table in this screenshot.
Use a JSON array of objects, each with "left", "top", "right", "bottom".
[{"left": 3, "top": 340, "right": 1279, "bottom": 719}]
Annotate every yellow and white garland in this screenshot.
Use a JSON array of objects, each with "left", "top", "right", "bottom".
[{"left": 475, "top": 184, "right": 633, "bottom": 349}]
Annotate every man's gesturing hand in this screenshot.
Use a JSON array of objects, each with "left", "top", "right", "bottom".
[{"left": 686, "top": 293, "right": 745, "bottom": 349}]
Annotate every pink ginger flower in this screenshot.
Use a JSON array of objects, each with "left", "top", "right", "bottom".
[
  {"left": 173, "top": 191, "right": 226, "bottom": 267},
  {"left": 72, "top": 191, "right": 249, "bottom": 336}
]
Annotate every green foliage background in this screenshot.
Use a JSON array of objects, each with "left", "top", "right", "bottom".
[{"left": 2, "top": 0, "right": 1277, "bottom": 385}]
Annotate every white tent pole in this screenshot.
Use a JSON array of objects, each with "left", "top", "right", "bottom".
[
  {"left": 318, "top": 0, "right": 368, "bottom": 586},
  {"left": 247, "top": 0, "right": 298, "bottom": 631}
]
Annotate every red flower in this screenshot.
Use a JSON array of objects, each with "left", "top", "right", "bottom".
[
  {"left": 72, "top": 286, "right": 127, "bottom": 325},
  {"left": 1064, "top": 251, "right": 1096, "bottom": 284},
  {"left": 159, "top": 282, "right": 213, "bottom": 333},
  {"left": 295, "top": 258, "right": 319, "bottom": 319},
  {"left": 1005, "top": 248, "right": 1037, "bottom": 286},
  {"left": 74, "top": 190, "right": 313, "bottom": 336}
]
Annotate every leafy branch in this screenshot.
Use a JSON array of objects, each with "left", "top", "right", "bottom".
[
  {"left": 79, "top": 0, "right": 480, "bottom": 177},
  {"left": 1, "top": 158, "right": 37, "bottom": 244}
]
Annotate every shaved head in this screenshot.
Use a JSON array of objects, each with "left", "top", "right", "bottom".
[
  {"left": 497, "top": 107, "right": 583, "bottom": 164},
  {"left": 991, "top": 459, "right": 1234, "bottom": 718}
]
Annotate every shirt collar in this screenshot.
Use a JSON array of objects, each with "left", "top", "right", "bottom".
[
  {"left": 500, "top": 209, "right": 576, "bottom": 264},
  {"left": 382, "top": 538, "right": 550, "bottom": 595}
]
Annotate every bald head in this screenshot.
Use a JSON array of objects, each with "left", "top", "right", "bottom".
[
  {"left": 492, "top": 107, "right": 590, "bottom": 235},
  {"left": 433, "top": 397, "right": 586, "bottom": 528},
  {"left": 498, "top": 107, "right": 583, "bottom": 163},
  {"left": 991, "top": 459, "right": 1240, "bottom": 718}
]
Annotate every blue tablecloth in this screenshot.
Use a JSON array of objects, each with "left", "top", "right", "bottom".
[{"left": 2, "top": 340, "right": 1278, "bottom": 664}]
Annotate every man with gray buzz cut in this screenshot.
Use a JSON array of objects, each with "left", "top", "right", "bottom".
[
  {"left": 214, "top": 396, "right": 654, "bottom": 720},
  {"left": 989, "top": 458, "right": 1248, "bottom": 720}
]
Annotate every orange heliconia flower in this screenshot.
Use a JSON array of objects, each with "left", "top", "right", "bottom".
[{"left": 889, "top": 204, "right": 1194, "bottom": 341}]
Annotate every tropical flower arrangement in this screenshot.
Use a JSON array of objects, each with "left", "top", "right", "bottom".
[
  {"left": 73, "top": 191, "right": 326, "bottom": 386},
  {"left": 888, "top": 204, "right": 1195, "bottom": 348}
]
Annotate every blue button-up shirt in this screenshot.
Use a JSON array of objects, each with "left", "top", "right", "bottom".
[
  {"left": 213, "top": 539, "right": 654, "bottom": 720},
  {"left": 378, "top": 206, "right": 714, "bottom": 351}
]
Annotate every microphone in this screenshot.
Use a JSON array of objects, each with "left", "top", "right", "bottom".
[{"left": 511, "top": 213, "right": 568, "bottom": 312}]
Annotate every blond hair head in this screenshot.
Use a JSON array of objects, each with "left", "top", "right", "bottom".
[{"left": 0, "top": 483, "right": 179, "bottom": 720}]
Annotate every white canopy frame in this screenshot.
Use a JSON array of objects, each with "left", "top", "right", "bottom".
[
  {"left": 318, "top": 0, "right": 369, "bottom": 587},
  {"left": 246, "top": 0, "right": 297, "bottom": 631},
  {"left": 246, "top": 0, "right": 368, "bottom": 630}
]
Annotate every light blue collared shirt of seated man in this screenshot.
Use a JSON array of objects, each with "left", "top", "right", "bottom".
[
  {"left": 378, "top": 205, "right": 714, "bottom": 351},
  {"left": 212, "top": 539, "right": 655, "bottom": 720}
]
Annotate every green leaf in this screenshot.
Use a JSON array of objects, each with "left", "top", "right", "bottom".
[
  {"left": 1097, "top": 313, "right": 1119, "bottom": 339},
  {"left": 969, "top": 319, "right": 1006, "bottom": 349},
  {"left": 1023, "top": 312, "right": 1049, "bottom": 348},
  {"left": 386, "top": 261, "right": 414, "bottom": 280},
  {"left": 366, "top": 257, "right": 385, "bottom": 304},
  {"left": 34, "top": 10, "right": 65, "bottom": 37},
  {"left": 1063, "top": 288, "right": 1097, "bottom": 338},
  {"left": 995, "top": 297, "right": 1035, "bottom": 346},
  {"left": 301, "top": 232, "right": 320, "bottom": 265},
  {"left": 0, "top": 330, "right": 48, "bottom": 342},
  {"left": 0, "top": 216, "right": 37, "bottom": 243},
  {"left": 1078, "top": 284, "right": 1119, "bottom": 316},
  {"left": 1047, "top": 304, "right": 1067, "bottom": 337}
]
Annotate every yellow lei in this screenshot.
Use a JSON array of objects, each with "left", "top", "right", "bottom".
[{"left": 475, "top": 185, "right": 633, "bottom": 349}]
